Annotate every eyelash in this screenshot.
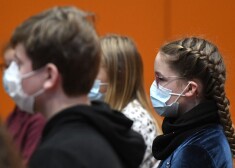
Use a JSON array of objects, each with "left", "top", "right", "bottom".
[{"left": 155, "top": 74, "right": 165, "bottom": 82}]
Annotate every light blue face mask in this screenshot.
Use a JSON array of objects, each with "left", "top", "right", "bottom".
[
  {"left": 88, "top": 80, "right": 108, "bottom": 101},
  {"left": 150, "top": 81, "right": 190, "bottom": 117}
]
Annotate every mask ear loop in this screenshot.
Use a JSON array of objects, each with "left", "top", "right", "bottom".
[
  {"left": 93, "top": 80, "right": 108, "bottom": 93},
  {"left": 173, "top": 82, "right": 191, "bottom": 103},
  {"left": 21, "top": 66, "right": 46, "bottom": 79}
]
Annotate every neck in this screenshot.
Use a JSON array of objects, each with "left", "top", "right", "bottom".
[{"left": 36, "top": 91, "right": 91, "bottom": 120}]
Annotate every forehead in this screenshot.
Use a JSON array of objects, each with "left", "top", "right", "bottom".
[{"left": 154, "top": 52, "right": 178, "bottom": 76}]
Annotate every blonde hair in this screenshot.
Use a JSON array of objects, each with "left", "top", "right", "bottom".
[
  {"left": 100, "top": 34, "right": 162, "bottom": 134},
  {"left": 100, "top": 35, "right": 150, "bottom": 111},
  {"left": 160, "top": 37, "right": 235, "bottom": 156}
]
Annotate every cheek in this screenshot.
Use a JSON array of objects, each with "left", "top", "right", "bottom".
[
  {"left": 166, "top": 96, "right": 176, "bottom": 105},
  {"left": 21, "top": 75, "right": 45, "bottom": 95},
  {"left": 165, "top": 83, "right": 180, "bottom": 105}
]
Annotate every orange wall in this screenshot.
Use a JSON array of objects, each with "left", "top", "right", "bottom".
[
  {"left": 167, "top": 0, "right": 235, "bottom": 123},
  {"left": 0, "top": 0, "right": 235, "bottom": 123},
  {"left": 0, "top": 0, "right": 165, "bottom": 120}
]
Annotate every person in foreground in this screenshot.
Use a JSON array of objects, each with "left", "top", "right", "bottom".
[
  {"left": 89, "top": 34, "right": 161, "bottom": 168},
  {"left": 6, "top": 6, "right": 146, "bottom": 168},
  {"left": 150, "top": 37, "right": 234, "bottom": 167}
]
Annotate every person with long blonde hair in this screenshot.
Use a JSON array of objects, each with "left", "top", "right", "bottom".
[{"left": 89, "top": 34, "right": 161, "bottom": 168}]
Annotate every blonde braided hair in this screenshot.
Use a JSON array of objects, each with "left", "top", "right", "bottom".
[{"left": 160, "top": 37, "right": 235, "bottom": 156}]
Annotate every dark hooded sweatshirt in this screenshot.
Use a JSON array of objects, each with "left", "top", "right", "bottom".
[{"left": 29, "top": 101, "right": 146, "bottom": 168}]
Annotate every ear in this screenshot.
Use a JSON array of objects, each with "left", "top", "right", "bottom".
[
  {"left": 184, "top": 81, "right": 198, "bottom": 97},
  {"left": 43, "top": 63, "right": 60, "bottom": 90}
]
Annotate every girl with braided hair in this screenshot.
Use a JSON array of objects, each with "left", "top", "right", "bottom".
[{"left": 150, "top": 37, "right": 234, "bottom": 167}]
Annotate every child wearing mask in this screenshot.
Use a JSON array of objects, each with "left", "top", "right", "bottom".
[
  {"left": 2, "top": 45, "right": 45, "bottom": 165},
  {"left": 89, "top": 34, "right": 161, "bottom": 168},
  {"left": 150, "top": 37, "right": 233, "bottom": 167}
]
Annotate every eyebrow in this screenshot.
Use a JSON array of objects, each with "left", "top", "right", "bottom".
[{"left": 155, "top": 71, "right": 183, "bottom": 79}]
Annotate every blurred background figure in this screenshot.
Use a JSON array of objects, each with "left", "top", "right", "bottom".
[
  {"left": 0, "top": 119, "right": 24, "bottom": 168},
  {"left": 8, "top": 6, "right": 146, "bottom": 168},
  {"left": 89, "top": 34, "right": 161, "bottom": 168},
  {"left": 2, "top": 44, "right": 45, "bottom": 165}
]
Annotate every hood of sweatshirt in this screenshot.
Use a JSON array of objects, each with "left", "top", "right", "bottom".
[{"left": 41, "top": 101, "right": 146, "bottom": 168}]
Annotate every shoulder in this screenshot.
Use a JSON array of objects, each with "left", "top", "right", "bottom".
[
  {"left": 24, "top": 113, "right": 46, "bottom": 134},
  {"left": 6, "top": 108, "right": 45, "bottom": 137},
  {"left": 29, "top": 146, "right": 83, "bottom": 168},
  {"left": 31, "top": 129, "right": 123, "bottom": 168},
  {"left": 122, "top": 99, "right": 142, "bottom": 113},
  {"left": 166, "top": 125, "right": 232, "bottom": 168},
  {"left": 183, "top": 125, "right": 231, "bottom": 151},
  {"left": 163, "top": 145, "right": 215, "bottom": 168},
  {"left": 122, "top": 100, "right": 153, "bottom": 122},
  {"left": 122, "top": 100, "right": 155, "bottom": 126},
  {"left": 39, "top": 124, "right": 121, "bottom": 158},
  {"left": 122, "top": 99, "right": 158, "bottom": 150},
  {"left": 9, "top": 107, "right": 46, "bottom": 127},
  {"left": 28, "top": 113, "right": 45, "bottom": 124}
]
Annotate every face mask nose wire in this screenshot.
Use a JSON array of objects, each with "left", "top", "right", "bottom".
[{"left": 20, "top": 66, "right": 46, "bottom": 80}]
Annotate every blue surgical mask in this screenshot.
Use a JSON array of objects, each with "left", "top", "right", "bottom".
[
  {"left": 150, "top": 81, "right": 190, "bottom": 117},
  {"left": 88, "top": 80, "right": 108, "bottom": 101}
]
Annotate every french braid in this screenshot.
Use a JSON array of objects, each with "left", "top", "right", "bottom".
[{"left": 160, "top": 37, "right": 235, "bottom": 156}]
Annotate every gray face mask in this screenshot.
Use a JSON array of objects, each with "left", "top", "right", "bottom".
[
  {"left": 88, "top": 80, "right": 108, "bottom": 101},
  {"left": 150, "top": 81, "right": 190, "bottom": 117}
]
